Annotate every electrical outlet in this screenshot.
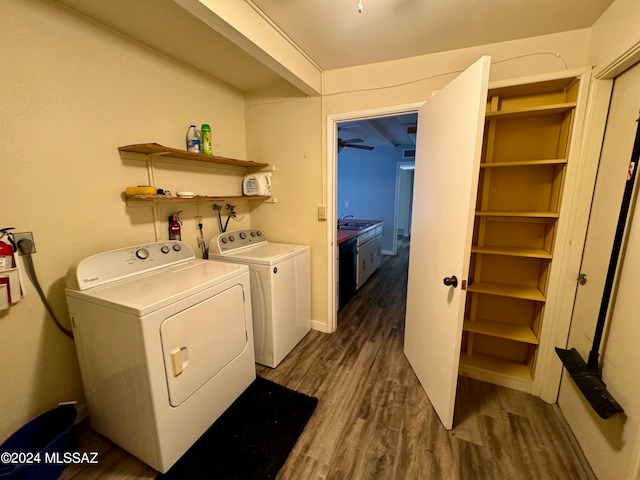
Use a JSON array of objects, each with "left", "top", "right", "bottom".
[{"left": 14, "top": 232, "right": 36, "bottom": 254}]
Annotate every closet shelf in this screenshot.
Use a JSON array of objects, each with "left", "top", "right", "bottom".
[
  {"left": 471, "top": 245, "right": 552, "bottom": 259},
  {"left": 467, "top": 281, "right": 546, "bottom": 302},
  {"left": 480, "top": 159, "right": 568, "bottom": 168},
  {"left": 463, "top": 318, "right": 539, "bottom": 344},
  {"left": 118, "top": 143, "right": 269, "bottom": 168},
  {"left": 475, "top": 210, "right": 559, "bottom": 219},
  {"left": 485, "top": 102, "right": 576, "bottom": 121},
  {"left": 459, "top": 352, "right": 533, "bottom": 383}
]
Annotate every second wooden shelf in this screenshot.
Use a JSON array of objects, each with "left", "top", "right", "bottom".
[{"left": 467, "top": 281, "right": 546, "bottom": 302}]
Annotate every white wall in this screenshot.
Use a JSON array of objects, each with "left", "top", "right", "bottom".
[
  {"left": 557, "top": 2, "right": 640, "bottom": 479},
  {"left": 244, "top": 82, "right": 326, "bottom": 330},
  {"left": 0, "top": 0, "right": 249, "bottom": 440},
  {"left": 338, "top": 145, "right": 414, "bottom": 253},
  {"left": 323, "top": 29, "right": 590, "bottom": 115}
]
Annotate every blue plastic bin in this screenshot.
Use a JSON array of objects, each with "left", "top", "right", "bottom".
[{"left": 0, "top": 404, "right": 77, "bottom": 480}]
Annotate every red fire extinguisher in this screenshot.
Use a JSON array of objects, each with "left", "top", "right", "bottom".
[
  {"left": 169, "top": 211, "right": 182, "bottom": 241},
  {"left": 0, "top": 228, "right": 16, "bottom": 270}
]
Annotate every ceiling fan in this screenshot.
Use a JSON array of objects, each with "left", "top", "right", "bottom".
[{"left": 338, "top": 137, "right": 374, "bottom": 152}]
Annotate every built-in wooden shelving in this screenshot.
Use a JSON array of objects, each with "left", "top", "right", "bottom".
[{"left": 461, "top": 75, "right": 582, "bottom": 393}]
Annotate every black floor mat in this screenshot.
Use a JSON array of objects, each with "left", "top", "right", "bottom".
[{"left": 157, "top": 377, "right": 318, "bottom": 480}]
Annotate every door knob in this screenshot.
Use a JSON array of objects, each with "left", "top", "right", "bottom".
[{"left": 443, "top": 276, "right": 458, "bottom": 288}]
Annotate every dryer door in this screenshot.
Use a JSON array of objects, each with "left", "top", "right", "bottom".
[{"left": 160, "top": 284, "right": 248, "bottom": 407}]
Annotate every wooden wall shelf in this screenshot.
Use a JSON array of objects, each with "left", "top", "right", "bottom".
[
  {"left": 125, "top": 194, "right": 271, "bottom": 204},
  {"left": 119, "top": 143, "right": 269, "bottom": 169}
]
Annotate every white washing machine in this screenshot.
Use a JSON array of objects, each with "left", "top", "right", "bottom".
[
  {"left": 209, "top": 229, "right": 311, "bottom": 368},
  {"left": 65, "top": 241, "right": 255, "bottom": 473}
]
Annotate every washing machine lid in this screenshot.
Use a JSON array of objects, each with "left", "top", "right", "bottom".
[
  {"left": 66, "top": 259, "right": 248, "bottom": 316},
  {"left": 211, "top": 243, "right": 309, "bottom": 266}
]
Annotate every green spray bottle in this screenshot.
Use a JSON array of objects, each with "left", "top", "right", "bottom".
[{"left": 201, "top": 124, "right": 212, "bottom": 155}]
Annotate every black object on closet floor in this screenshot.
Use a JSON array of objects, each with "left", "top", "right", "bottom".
[
  {"left": 555, "top": 114, "right": 640, "bottom": 420},
  {"left": 157, "top": 377, "right": 318, "bottom": 480}
]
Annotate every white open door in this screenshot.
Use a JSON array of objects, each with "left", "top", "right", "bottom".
[{"left": 404, "top": 56, "right": 490, "bottom": 430}]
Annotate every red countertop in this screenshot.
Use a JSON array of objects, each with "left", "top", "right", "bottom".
[{"left": 337, "top": 220, "right": 383, "bottom": 245}]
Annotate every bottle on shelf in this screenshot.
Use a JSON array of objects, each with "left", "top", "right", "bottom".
[
  {"left": 186, "top": 125, "right": 201, "bottom": 153},
  {"left": 201, "top": 124, "right": 212, "bottom": 155}
]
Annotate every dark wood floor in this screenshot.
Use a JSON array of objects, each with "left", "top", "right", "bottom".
[{"left": 60, "top": 236, "right": 595, "bottom": 479}]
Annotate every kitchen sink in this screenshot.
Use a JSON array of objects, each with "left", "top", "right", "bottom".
[
  {"left": 338, "top": 222, "right": 374, "bottom": 230},
  {"left": 338, "top": 225, "right": 367, "bottom": 230}
]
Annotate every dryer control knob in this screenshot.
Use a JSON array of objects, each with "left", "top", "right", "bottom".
[
  {"left": 221, "top": 237, "right": 227, "bottom": 244},
  {"left": 136, "top": 248, "right": 149, "bottom": 260},
  {"left": 256, "top": 231, "right": 262, "bottom": 236},
  {"left": 161, "top": 246, "right": 170, "bottom": 254},
  {"left": 173, "top": 243, "right": 182, "bottom": 252},
  {"left": 229, "top": 235, "right": 235, "bottom": 242},
  {"left": 239, "top": 232, "right": 246, "bottom": 240},
  {"left": 250, "top": 231, "right": 256, "bottom": 237}
]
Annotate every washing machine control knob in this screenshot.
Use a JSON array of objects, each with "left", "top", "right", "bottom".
[
  {"left": 172, "top": 243, "right": 182, "bottom": 252},
  {"left": 250, "top": 231, "right": 256, "bottom": 237},
  {"left": 256, "top": 231, "right": 262, "bottom": 236},
  {"left": 229, "top": 235, "right": 235, "bottom": 242},
  {"left": 239, "top": 232, "right": 246, "bottom": 240},
  {"left": 161, "top": 246, "right": 170, "bottom": 254},
  {"left": 221, "top": 237, "right": 227, "bottom": 244},
  {"left": 136, "top": 248, "right": 150, "bottom": 260}
]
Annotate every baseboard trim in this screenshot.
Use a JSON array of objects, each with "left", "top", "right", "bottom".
[{"left": 311, "top": 319, "right": 331, "bottom": 333}]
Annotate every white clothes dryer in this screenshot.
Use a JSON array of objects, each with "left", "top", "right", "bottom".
[
  {"left": 209, "top": 229, "right": 311, "bottom": 368},
  {"left": 65, "top": 241, "right": 255, "bottom": 473}
]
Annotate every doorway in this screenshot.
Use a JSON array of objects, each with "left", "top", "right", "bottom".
[
  {"left": 328, "top": 105, "right": 423, "bottom": 332},
  {"left": 336, "top": 114, "right": 417, "bottom": 257}
]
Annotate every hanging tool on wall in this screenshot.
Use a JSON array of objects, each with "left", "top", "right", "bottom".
[
  {"left": 196, "top": 216, "right": 208, "bottom": 259},
  {"left": 555, "top": 111, "right": 640, "bottom": 420}
]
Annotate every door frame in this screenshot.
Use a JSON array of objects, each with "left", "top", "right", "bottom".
[
  {"left": 327, "top": 103, "right": 423, "bottom": 333},
  {"left": 395, "top": 162, "right": 415, "bottom": 248}
]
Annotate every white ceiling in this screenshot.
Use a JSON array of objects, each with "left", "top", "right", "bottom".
[
  {"left": 250, "top": 0, "right": 613, "bottom": 70},
  {"left": 57, "top": 0, "right": 615, "bottom": 147},
  {"left": 249, "top": 0, "right": 613, "bottom": 147},
  {"left": 339, "top": 113, "right": 418, "bottom": 149}
]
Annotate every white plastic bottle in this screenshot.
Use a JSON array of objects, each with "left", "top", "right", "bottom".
[{"left": 186, "top": 125, "right": 201, "bottom": 153}]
